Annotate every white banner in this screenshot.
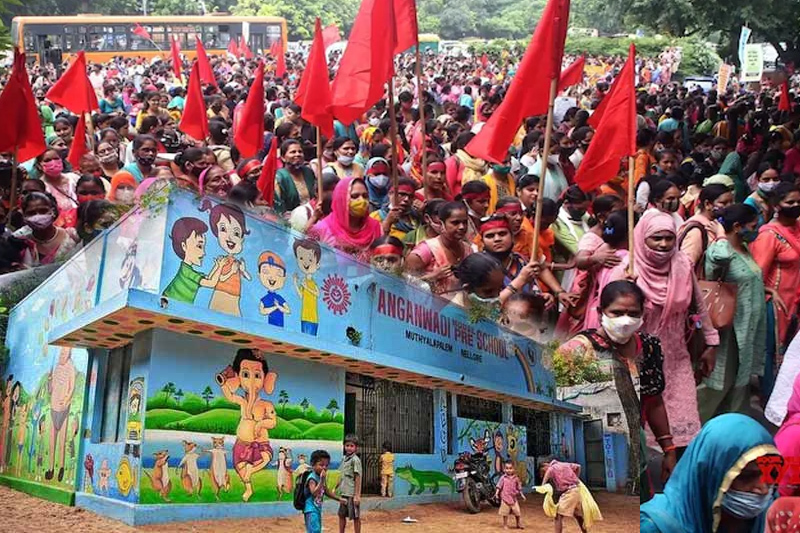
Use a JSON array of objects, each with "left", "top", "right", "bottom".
[{"left": 742, "top": 44, "right": 763, "bottom": 82}]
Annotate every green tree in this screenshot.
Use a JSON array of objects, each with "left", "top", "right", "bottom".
[
  {"left": 161, "top": 382, "right": 176, "bottom": 402},
  {"left": 300, "top": 397, "right": 310, "bottom": 414},
  {"left": 232, "top": 0, "right": 359, "bottom": 40},
  {"left": 278, "top": 390, "right": 289, "bottom": 414},
  {"left": 174, "top": 388, "right": 184, "bottom": 405},
  {"left": 201, "top": 386, "right": 214, "bottom": 407},
  {"left": 552, "top": 351, "right": 611, "bottom": 387},
  {"left": 326, "top": 399, "right": 339, "bottom": 417}
]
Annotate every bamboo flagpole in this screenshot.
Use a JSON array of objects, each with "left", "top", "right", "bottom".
[
  {"left": 627, "top": 156, "right": 635, "bottom": 276},
  {"left": 415, "top": 44, "right": 428, "bottom": 185},
  {"left": 387, "top": 79, "right": 400, "bottom": 206},
  {"left": 530, "top": 77, "right": 560, "bottom": 263},
  {"left": 8, "top": 149, "right": 19, "bottom": 213},
  {"left": 316, "top": 127, "right": 324, "bottom": 203}
]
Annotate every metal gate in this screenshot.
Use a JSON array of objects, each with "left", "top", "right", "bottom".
[
  {"left": 349, "top": 374, "right": 434, "bottom": 495},
  {"left": 583, "top": 419, "right": 606, "bottom": 488}
]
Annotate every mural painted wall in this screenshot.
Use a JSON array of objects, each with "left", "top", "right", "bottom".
[
  {"left": 455, "top": 418, "right": 533, "bottom": 488},
  {"left": 141, "top": 330, "right": 344, "bottom": 504}
]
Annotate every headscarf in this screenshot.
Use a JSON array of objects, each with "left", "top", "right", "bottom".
[
  {"left": 311, "top": 177, "right": 382, "bottom": 251},
  {"left": 640, "top": 414, "right": 778, "bottom": 533},
  {"left": 766, "top": 498, "right": 800, "bottom": 532},
  {"left": 633, "top": 210, "right": 693, "bottom": 332},
  {"left": 365, "top": 158, "right": 391, "bottom": 212},
  {"left": 108, "top": 171, "right": 138, "bottom": 201}
]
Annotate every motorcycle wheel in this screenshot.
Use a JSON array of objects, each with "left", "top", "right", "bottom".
[{"left": 462, "top": 479, "right": 482, "bottom": 514}]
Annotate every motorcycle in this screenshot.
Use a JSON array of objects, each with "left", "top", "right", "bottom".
[{"left": 452, "top": 451, "right": 500, "bottom": 513}]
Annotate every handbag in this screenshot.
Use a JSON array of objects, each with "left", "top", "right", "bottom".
[{"left": 697, "top": 260, "right": 737, "bottom": 330}]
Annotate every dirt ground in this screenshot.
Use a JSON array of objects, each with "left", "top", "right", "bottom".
[{"left": 1, "top": 485, "right": 639, "bottom": 533}]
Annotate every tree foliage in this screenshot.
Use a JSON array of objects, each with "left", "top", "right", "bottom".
[{"left": 231, "top": 0, "right": 359, "bottom": 40}]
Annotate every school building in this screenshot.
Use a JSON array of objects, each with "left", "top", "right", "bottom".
[{"left": 0, "top": 186, "right": 622, "bottom": 525}]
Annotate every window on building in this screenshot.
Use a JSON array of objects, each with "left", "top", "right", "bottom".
[
  {"left": 457, "top": 395, "right": 502, "bottom": 423},
  {"left": 607, "top": 412, "right": 623, "bottom": 429},
  {"left": 96, "top": 344, "right": 133, "bottom": 443},
  {"left": 513, "top": 406, "right": 551, "bottom": 457}
]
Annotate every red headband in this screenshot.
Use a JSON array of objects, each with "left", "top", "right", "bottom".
[
  {"left": 496, "top": 203, "right": 523, "bottom": 215},
  {"left": 462, "top": 191, "right": 490, "bottom": 201},
  {"left": 480, "top": 218, "right": 510, "bottom": 234},
  {"left": 394, "top": 183, "right": 417, "bottom": 194},
  {"left": 367, "top": 162, "right": 390, "bottom": 175},
  {"left": 428, "top": 161, "right": 446, "bottom": 172},
  {"left": 239, "top": 160, "right": 261, "bottom": 176},
  {"left": 372, "top": 244, "right": 404, "bottom": 256}
]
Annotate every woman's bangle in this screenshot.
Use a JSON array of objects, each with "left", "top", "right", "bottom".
[
  {"left": 662, "top": 445, "right": 677, "bottom": 454},
  {"left": 506, "top": 284, "right": 518, "bottom": 295},
  {"left": 655, "top": 434, "right": 673, "bottom": 442}
]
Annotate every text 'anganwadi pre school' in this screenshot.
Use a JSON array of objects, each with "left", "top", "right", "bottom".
[{"left": 0, "top": 186, "right": 626, "bottom": 525}]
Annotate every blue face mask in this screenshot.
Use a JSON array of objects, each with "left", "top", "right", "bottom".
[
  {"left": 739, "top": 228, "right": 759, "bottom": 243},
  {"left": 721, "top": 489, "right": 773, "bottom": 519}
]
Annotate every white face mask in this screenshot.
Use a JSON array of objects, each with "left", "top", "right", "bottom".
[
  {"left": 368, "top": 117, "right": 380, "bottom": 127},
  {"left": 547, "top": 154, "right": 560, "bottom": 166},
  {"left": 601, "top": 313, "right": 643, "bottom": 344},
  {"left": 369, "top": 174, "right": 390, "bottom": 189},
  {"left": 115, "top": 189, "right": 135, "bottom": 204},
  {"left": 758, "top": 181, "right": 779, "bottom": 193}
]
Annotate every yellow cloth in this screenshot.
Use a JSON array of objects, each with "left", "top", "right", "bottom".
[
  {"left": 534, "top": 483, "right": 603, "bottom": 528},
  {"left": 380, "top": 452, "right": 394, "bottom": 475},
  {"left": 300, "top": 277, "right": 318, "bottom": 324},
  {"left": 481, "top": 172, "right": 516, "bottom": 214}
]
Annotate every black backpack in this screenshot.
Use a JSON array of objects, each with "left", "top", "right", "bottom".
[{"left": 293, "top": 471, "right": 312, "bottom": 511}]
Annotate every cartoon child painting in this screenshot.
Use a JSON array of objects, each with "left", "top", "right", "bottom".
[
  {"left": 163, "top": 217, "right": 223, "bottom": 304},
  {"left": 0, "top": 379, "right": 20, "bottom": 473},
  {"left": 292, "top": 239, "right": 322, "bottom": 336},
  {"left": 46, "top": 347, "right": 76, "bottom": 482},
  {"left": 216, "top": 349, "right": 277, "bottom": 501},
  {"left": 258, "top": 251, "right": 290, "bottom": 328},
  {"left": 200, "top": 199, "right": 251, "bottom": 316},
  {"left": 0, "top": 376, "right": 13, "bottom": 472},
  {"left": 119, "top": 241, "right": 143, "bottom": 289}
]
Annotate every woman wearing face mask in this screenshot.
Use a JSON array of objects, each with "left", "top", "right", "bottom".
[
  {"left": 235, "top": 158, "right": 263, "bottom": 185},
  {"left": 56, "top": 174, "right": 109, "bottom": 228},
  {"left": 646, "top": 179, "right": 684, "bottom": 229},
  {"left": 309, "top": 177, "right": 381, "bottom": 259},
  {"left": 678, "top": 184, "right": 735, "bottom": 267},
  {"left": 95, "top": 141, "right": 122, "bottom": 180},
  {"left": 558, "top": 280, "right": 676, "bottom": 500},
  {"left": 123, "top": 134, "right": 159, "bottom": 183},
  {"left": 552, "top": 185, "right": 590, "bottom": 292},
  {"left": 108, "top": 171, "right": 138, "bottom": 207},
  {"left": 458, "top": 180, "right": 490, "bottom": 243},
  {"left": 36, "top": 148, "right": 79, "bottom": 215},
  {"left": 751, "top": 183, "right": 800, "bottom": 396},
  {"left": 328, "top": 137, "right": 364, "bottom": 179},
  {"left": 173, "top": 147, "right": 209, "bottom": 192},
  {"left": 13, "top": 192, "right": 79, "bottom": 265},
  {"left": 199, "top": 165, "right": 233, "bottom": 199},
  {"left": 636, "top": 211, "right": 719, "bottom": 454},
  {"left": 364, "top": 158, "right": 391, "bottom": 212},
  {"left": 274, "top": 139, "right": 317, "bottom": 216},
  {"left": 697, "top": 204, "right": 766, "bottom": 423},
  {"left": 744, "top": 163, "right": 781, "bottom": 228},
  {"left": 480, "top": 153, "right": 516, "bottom": 215},
  {"left": 529, "top": 136, "right": 568, "bottom": 201},
  {"left": 406, "top": 201, "right": 473, "bottom": 296},
  {"left": 403, "top": 198, "right": 445, "bottom": 249},
  {"left": 641, "top": 413, "right": 779, "bottom": 533}
]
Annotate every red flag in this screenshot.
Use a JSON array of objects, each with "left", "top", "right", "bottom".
[
  {"left": 558, "top": 55, "right": 585, "bottom": 91},
  {"left": 194, "top": 35, "right": 218, "bottom": 89},
  {"left": 779, "top": 81, "right": 792, "bottom": 112},
  {"left": 170, "top": 36, "right": 183, "bottom": 81},
  {"left": 0, "top": 49, "right": 47, "bottom": 162},
  {"left": 295, "top": 18, "right": 335, "bottom": 139},
  {"left": 227, "top": 38, "right": 240, "bottom": 57},
  {"left": 234, "top": 62, "right": 265, "bottom": 159},
  {"left": 322, "top": 24, "right": 340, "bottom": 48},
  {"left": 46, "top": 51, "right": 99, "bottom": 114},
  {"left": 257, "top": 137, "right": 278, "bottom": 206},
  {"left": 132, "top": 23, "right": 151, "bottom": 41},
  {"left": 179, "top": 61, "right": 209, "bottom": 142},
  {"left": 573, "top": 44, "right": 637, "bottom": 193},
  {"left": 481, "top": 53, "right": 489, "bottom": 68},
  {"left": 67, "top": 113, "right": 89, "bottom": 169},
  {"left": 271, "top": 40, "right": 286, "bottom": 78},
  {"left": 240, "top": 36, "right": 253, "bottom": 60},
  {"left": 466, "top": 0, "right": 570, "bottom": 163},
  {"left": 393, "top": 0, "right": 419, "bottom": 54}
]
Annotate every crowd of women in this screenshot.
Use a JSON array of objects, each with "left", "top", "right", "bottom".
[{"left": 1, "top": 45, "right": 800, "bottom": 531}]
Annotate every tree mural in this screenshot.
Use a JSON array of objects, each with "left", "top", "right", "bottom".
[
  {"left": 201, "top": 386, "right": 214, "bottom": 407},
  {"left": 300, "top": 397, "right": 310, "bottom": 414},
  {"left": 161, "top": 382, "right": 176, "bottom": 401},
  {"left": 278, "top": 390, "right": 290, "bottom": 415},
  {"left": 326, "top": 399, "right": 339, "bottom": 417}
]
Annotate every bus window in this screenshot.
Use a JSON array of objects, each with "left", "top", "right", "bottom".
[
  {"left": 10, "top": 19, "right": 18, "bottom": 48},
  {"left": 265, "top": 24, "right": 281, "bottom": 49},
  {"left": 218, "top": 24, "right": 231, "bottom": 49},
  {"left": 23, "top": 33, "right": 35, "bottom": 53}
]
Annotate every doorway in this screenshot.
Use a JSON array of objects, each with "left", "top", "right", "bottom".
[{"left": 583, "top": 419, "right": 606, "bottom": 488}]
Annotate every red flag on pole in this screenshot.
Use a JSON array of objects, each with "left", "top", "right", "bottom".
[
  {"left": 227, "top": 38, "right": 240, "bottom": 57},
  {"left": 558, "top": 55, "right": 585, "bottom": 91},
  {"left": 240, "top": 36, "right": 253, "bottom": 59},
  {"left": 322, "top": 24, "right": 340, "bottom": 48},
  {"left": 179, "top": 61, "right": 209, "bottom": 143},
  {"left": 573, "top": 44, "right": 637, "bottom": 193},
  {"left": 67, "top": 113, "right": 89, "bottom": 169},
  {"left": 46, "top": 51, "right": 99, "bottom": 114},
  {"left": 170, "top": 36, "right": 183, "bottom": 81},
  {"left": 257, "top": 137, "right": 278, "bottom": 206},
  {"left": 194, "top": 35, "right": 218, "bottom": 89},
  {"left": 779, "top": 81, "right": 792, "bottom": 112},
  {"left": 329, "top": 0, "right": 418, "bottom": 125},
  {"left": 295, "top": 18, "right": 335, "bottom": 139},
  {"left": 481, "top": 53, "right": 489, "bottom": 68},
  {"left": 132, "top": 23, "right": 151, "bottom": 41},
  {"left": 0, "top": 49, "right": 47, "bottom": 162},
  {"left": 270, "top": 40, "right": 286, "bottom": 78},
  {"left": 234, "top": 62, "right": 265, "bottom": 159},
  {"left": 466, "top": 0, "right": 570, "bottom": 163}
]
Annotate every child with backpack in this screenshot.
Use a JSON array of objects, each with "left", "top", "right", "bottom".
[{"left": 295, "top": 449, "right": 345, "bottom": 533}]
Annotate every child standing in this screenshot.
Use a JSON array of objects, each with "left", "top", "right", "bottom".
[
  {"left": 495, "top": 460, "right": 526, "bottom": 529},
  {"left": 304, "top": 450, "right": 344, "bottom": 533},
  {"left": 379, "top": 440, "right": 394, "bottom": 497},
  {"left": 337, "top": 434, "right": 362, "bottom": 533}
]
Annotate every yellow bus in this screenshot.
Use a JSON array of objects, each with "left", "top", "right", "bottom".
[{"left": 10, "top": 15, "right": 288, "bottom": 63}]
